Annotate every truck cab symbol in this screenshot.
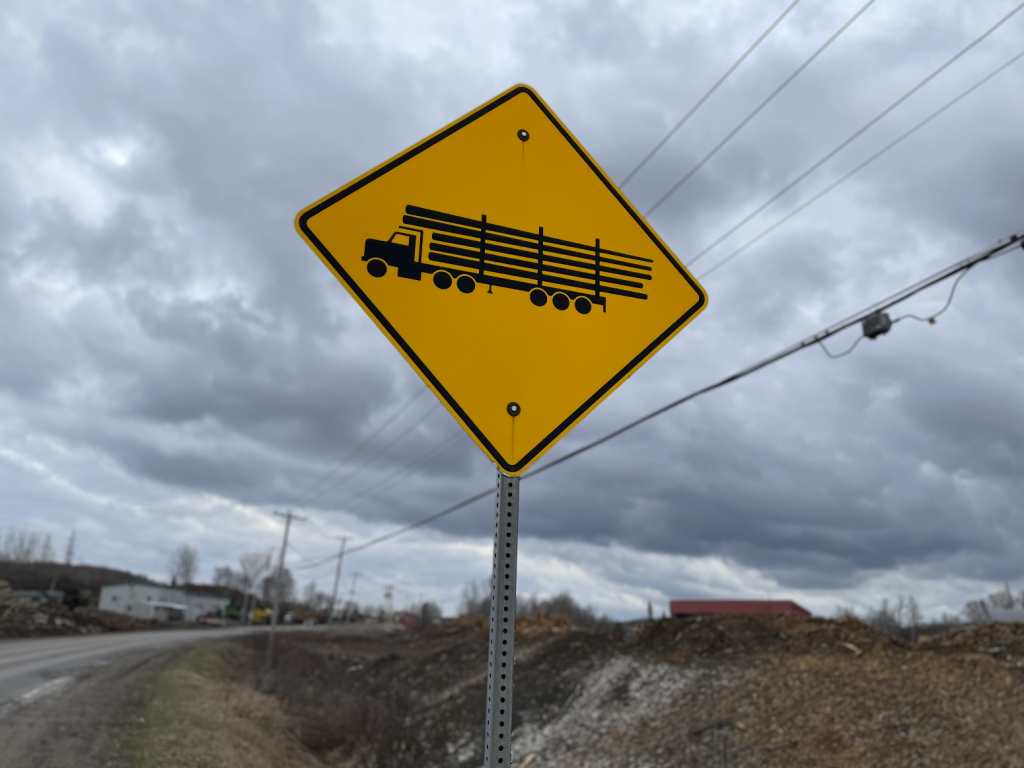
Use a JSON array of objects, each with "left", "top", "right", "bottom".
[{"left": 363, "top": 227, "right": 477, "bottom": 293}]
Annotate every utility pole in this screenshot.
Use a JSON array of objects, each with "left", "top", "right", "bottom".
[
  {"left": 266, "top": 509, "right": 305, "bottom": 670},
  {"left": 384, "top": 584, "right": 394, "bottom": 619},
  {"left": 326, "top": 536, "right": 350, "bottom": 627}
]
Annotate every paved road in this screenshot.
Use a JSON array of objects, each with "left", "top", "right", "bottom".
[{"left": 0, "top": 627, "right": 264, "bottom": 711}]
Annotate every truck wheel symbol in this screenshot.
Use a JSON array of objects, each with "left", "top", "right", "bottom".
[
  {"left": 574, "top": 297, "right": 592, "bottom": 315},
  {"left": 529, "top": 288, "right": 547, "bottom": 307},
  {"left": 456, "top": 275, "right": 476, "bottom": 294},
  {"left": 552, "top": 293, "right": 570, "bottom": 311},
  {"left": 433, "top": 271, "right": 453, "bottom": 289},
  {"left": 366, "top": 258, "right": 388, "bottom": 278}
]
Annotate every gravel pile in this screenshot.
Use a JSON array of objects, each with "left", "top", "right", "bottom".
[{"left": 0, "top": 579, "right": 158, "bottom": 638}]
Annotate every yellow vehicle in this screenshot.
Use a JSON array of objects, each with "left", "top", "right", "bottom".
[{"left": 251, "top": 607, "right": 272, "bottom": 625}]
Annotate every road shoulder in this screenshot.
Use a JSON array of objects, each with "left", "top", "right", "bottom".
[
  {"left": 0, "top": 644, "right": 182, "bottom": 768},
  {"left": 127, "top": 641, "right": 321, "bottom": 768}
]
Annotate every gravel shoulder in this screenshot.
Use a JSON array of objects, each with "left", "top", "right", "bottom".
[{"left": 0, "top": 644, "right": 181, "bottom": 768}]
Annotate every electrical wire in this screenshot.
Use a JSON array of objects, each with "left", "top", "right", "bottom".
[
  {"left": 345, "top": 488, "right": 495, "bottom": 556},
  {"left": 687, "top": 1, "right": 1024, "bottom": 267},
  {"left": 619, "top": 0, "right": 804, "bottom": 188},
  {"left": 286, "top": 387, "right": 427, "bottom": 508},
  {"left": 698, "top": 48, "right": 1024, "bottom": 279},
  {"left": 316, "top": 232, "right": 1024, "bottom": 563},
  {"left": 530, "top": 234, "right": 1021, "bottom": 478},
  {"left": 299, "top": 401, "right": 442, "bottom": 506},
  {"left": 300, "top": 516, "right": 342, "bottom": 542},
  {"left": 290, "top": 549, "right": 344, "bottom": 571},
  {"left": 643, "top": 0, "right": 878, "bottom": 217},
  {"left": 341, "top": 431, "right": 465, "bottom": 508},
  {"left": 818, "top": 334, "right": 865, "bottom": 359},
  {"left": 894, "top": 266, "right": 971, "bottom": 324}
]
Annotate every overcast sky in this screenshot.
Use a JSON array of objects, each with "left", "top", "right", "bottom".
[{"left": 1, "top": 0, "right": 1022, "bottom": 619}]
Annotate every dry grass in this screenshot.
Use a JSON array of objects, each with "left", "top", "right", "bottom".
[
  {"left": 130, "top": 643, "right": 321, "bottom": 768},
  {"left": 724, "top": 650, "right": 1024, "bottom": 768}
]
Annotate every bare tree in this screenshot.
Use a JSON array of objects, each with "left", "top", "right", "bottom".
[
  {"left": 459, "top": 579, "right": 489, "bottom": 616},
  {"left": 168, "top": 544, "right": 198, "bottom": 586},
  {"left": 261, "top": 568, "right": 294, "bottom": 604},
  {"left": 303, "top": 579, "right": 318, "bottom": 609},
  {"left": 894, "top": 595, "right": 907, "bottom": 628},
  {"left": 213, "top": 566, "right": 239, "bottom": 589},
  {"left": 866, "top": 598, "right": 901, "bottom": 634},
  {"left": 518, "top": 591, "right": 610, "bottom": 629},
  {"left": 907, "top": 595, "right": 922, "bottom": 641},
  {"left": 963, "top": 599, "right": 990, "bottom": 623},
  {"left": 64, "top": 530, "right": 76, "bottom": 565},
  {"left": 988, "top": 584, "right": 1016, "bottom": 610},
  {"left": 237, "top": 550, "right": 273, "bottom": 624},
  {"left": 298, "top": 581, "right": 331, "bottom": 613},
  {"left": 39, "top": 534, "right": 55, "bottom": 563},
  {"left": 1, "top": 528, "right": 40, "bottom": 562}
]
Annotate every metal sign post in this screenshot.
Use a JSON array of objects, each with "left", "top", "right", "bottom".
[{"left": 484, "top": 472, "right": 520, "bottom": 767}]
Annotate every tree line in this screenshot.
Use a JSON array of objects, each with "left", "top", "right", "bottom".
[{"left": 0, "top": 526, "right": 76, "bottom": 564}]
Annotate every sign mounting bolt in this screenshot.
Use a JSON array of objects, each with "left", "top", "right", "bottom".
[
  {"left": 507, "top": 402, "right": 521, "bottom": 417},
  {"left": 517, "top": 129, "right": 529, "bottom": 142}
]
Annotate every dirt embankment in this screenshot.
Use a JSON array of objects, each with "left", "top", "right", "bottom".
[
  {"left": 113, "top": 614, "right": 1024, "bottom": 767},
  {"left": 205, "top": 613, "right": 1024, "bottom": 768}
]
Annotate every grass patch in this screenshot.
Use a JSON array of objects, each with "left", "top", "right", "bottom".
[{"left": 129, "top": 642, "right": 321, "bottom": 768}]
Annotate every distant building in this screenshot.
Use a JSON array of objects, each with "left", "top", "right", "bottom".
[
  {"left": 670, "top": 600, "right": 811, "bottom": 617},
  {"left": 98, "top": 583, "right": 229, "bottom": 622},
  {"left": 11, "top": 589, "right": 65, "bottom": 604},
  {"left": 987, "top": 607, "right": 1024, "bottom": 623}
]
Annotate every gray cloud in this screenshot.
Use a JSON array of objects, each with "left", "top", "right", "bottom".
[{"left": 0, "top": 0, "right": 1022, "bottom": 617}]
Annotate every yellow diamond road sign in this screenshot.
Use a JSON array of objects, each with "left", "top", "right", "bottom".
[{"left": 296, "top": 85, "right": 707, "bottom": 475}]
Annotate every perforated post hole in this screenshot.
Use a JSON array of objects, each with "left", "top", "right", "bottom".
[{"left": 483, "top": 471, "right": 519, "bottom": 767}]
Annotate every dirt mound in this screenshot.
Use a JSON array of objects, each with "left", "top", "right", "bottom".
[
  {"left": 634, "top": 613, "right": 905, "bottom": 660},
  {"left": 927, "top": 621, "right": 1024, "bottom": 651},
  {"left": 0, "top": 579, "right": 158, "bottom": 637},
  {"left": 236, "top": 615, "right": 1024, "bottom": 767},
  {"left": 452, "top": 612, "right": 585, "bottom": 637},
  {"left": 517, "top": 612, "right": 582, "bottom": 637},
  {"left": 453, "top": 614, "right": 487, "bottom": 630}
]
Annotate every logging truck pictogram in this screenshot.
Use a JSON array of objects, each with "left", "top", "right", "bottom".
[{"left": 362, "top": 205, "right": 652, "bottom": 315}]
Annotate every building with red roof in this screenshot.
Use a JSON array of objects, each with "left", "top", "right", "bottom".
[{"left": 670, "top": 600, "right": 810, "bottom": 617}]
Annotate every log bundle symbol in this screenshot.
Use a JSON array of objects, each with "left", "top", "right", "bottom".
[{"left": 362, "top": 205, "right": 652, "bottom": 315}]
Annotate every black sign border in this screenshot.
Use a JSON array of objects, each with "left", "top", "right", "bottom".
[{"left": 298, "top": 85, "right": 707, "bottom": 474}]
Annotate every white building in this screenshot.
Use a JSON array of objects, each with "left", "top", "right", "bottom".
[{"left": 99, "top": 583, "right": 230, "bottom": 622}]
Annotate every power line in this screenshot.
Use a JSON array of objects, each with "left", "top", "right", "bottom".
[
  {"left": 688, "top": 1, "right": 1024, "bottom": 267},
  {"left": 893, "top": 266, "right": 972, "bottom": 325},
  {"left": 643, "top": 0, "right": 878, "bottom": 217},
  {"left": 286, "top": 387, "right": 427, "bottom": 507},
  {"left": 341, "top": 431, "right": 465, "bottom": 508},
  {"left": 345, "top": 488, "right": 495, "bottom": 556},
  {"left": 290, "top": 548, "right": 344, "bottom": 571},
  {"left": 619, "top": 0, "right": 804, "bottom": 188},
  {"left": 289, "top": 428, "right": 463, "bottom": 559},
  {"left": 298, "top": 401, "right": 442, "bottom": 507},
  {"left": 329, "top": 232, "right": 1021, "bottom": 560},
  {"left": 529, "top": 233, "right": 1021, "bottom": 477},
  {"left": 698, "top": 46, "right": 1024, "bottom": 279},
  {"left": 818, "top": 334, "right": 865, "bottom": 359}
]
